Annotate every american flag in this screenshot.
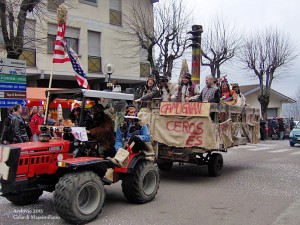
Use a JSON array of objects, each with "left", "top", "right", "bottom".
[
  {"left": 65, "top": 44, "right": 90, "bottom": 89},
  {"left": 52, "top": 23, "right": 70, "bottom": 63}
]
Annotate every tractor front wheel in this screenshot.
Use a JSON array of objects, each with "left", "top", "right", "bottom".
[
  {"left": 54, "top": 171, "right": 105, "bottom": 224},
  {"left": 122, "top": 161, "right": 159, "bottom": 203}
]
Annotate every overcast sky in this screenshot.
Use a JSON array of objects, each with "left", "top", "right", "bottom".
[{"left": 170, "top": 0, "right": 300, "bottom": 99}]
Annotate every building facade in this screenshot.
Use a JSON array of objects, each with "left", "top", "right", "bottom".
[
  {"left": 240, "top": 84, "right": 296, "bottom": 117},
  {"left": 0, "top": 0, "right": 156, "bottom": 91}
]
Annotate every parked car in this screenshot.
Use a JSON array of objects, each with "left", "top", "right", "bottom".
[{"left": 289, "top": 122, "right": 300, "bottom": 146}]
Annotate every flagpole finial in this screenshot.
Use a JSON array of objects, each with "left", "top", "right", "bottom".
[{"left": 57, "top": 3, "right": 68, "bottom": 24}]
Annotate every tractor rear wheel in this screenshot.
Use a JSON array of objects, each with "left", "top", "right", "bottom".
[
  {"left": 5, "top": 190, "right": 43, "bottom": 206},
  {"left": 208, "top": 153, "right": 223, "bottom": 177},
  {"left": 54, "top": 171, "right": 105, "bottom": 224},
  {"left": 122, "top": 161, "right": 159, "bottom": 203}
]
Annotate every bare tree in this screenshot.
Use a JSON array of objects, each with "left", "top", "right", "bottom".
[
  {"left": 239, "top": 28, "right": 297, "bottom": 119},
  {"left": 0, "top": 0, "right": 67, "bottom": 59},
  {"left": 123, "top": 0, "right": 192, "bottom": 78},
  {"left": 201, "top": 16, "right": 241, "bottom": 79},
  {"left": 283, "top": 86, "right": 300, "bottom": 120}
]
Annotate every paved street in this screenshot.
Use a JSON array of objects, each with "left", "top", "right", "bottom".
[{"left": 1, "top": 139, "right": 300, "bottom": 225}]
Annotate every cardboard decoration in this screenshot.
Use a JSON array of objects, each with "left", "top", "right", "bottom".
[{"left": 152, "top": 114, "right": 218, "bottom": 149}]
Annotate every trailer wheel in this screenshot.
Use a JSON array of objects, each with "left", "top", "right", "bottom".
[
  {"left": 5, "top": 190, "right": 43, "bottom": 206},
  {"left": 54, "top": 171, "right": 105, "bottom": 224},
  {"left": 157, "top": 161, "right": 173, "bottom": 171},
  {"left": 208, "top": 153, "right": 223, "bottom": 177},
  {"left": 122, "top": 161, "right": 159, "bottom": 203},
  {"left": 290, "top": 141, "right": 295, "bottom": 147}
]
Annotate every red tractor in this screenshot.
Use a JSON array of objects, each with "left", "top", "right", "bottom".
[{"left": 0, "top": 89, "right": 159, "bottom": 224}]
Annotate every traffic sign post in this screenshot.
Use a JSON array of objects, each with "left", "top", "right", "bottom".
[{"left": 0, "top": 58, "right": 26, "bottom": 108}]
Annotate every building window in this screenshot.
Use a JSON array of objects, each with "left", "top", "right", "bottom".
[
  {"left": 20, "top": 19, "right": 36, "bottom": 66},
  {"left": 19, "top": 49, "right": 36, "bottom": 67},
  {"left": 109, "top": 0, "right": 122, "bottom": 26},
  {"left": 88, "top": 31, "right": 101, "bottom": 72},
  {"left": 140, "top": 63, "right": 150, "bottom": 77},
  {"left": 79, "top": 0, "right": 97, "bottom": 6},
  {"left": 48, "top": 0, "right": 65, "bottom": 11},
  {"left": 47, "top": 24, "right": 79, "bottom": 53}
]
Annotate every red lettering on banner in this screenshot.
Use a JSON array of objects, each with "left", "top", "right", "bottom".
[
  {"left": 165, "top": 119, "right": 204, "bottom": 147},
  {"left": 160, "top": 102, "right": 205, "bottom": 116},
  {"left": 186, "top": 135, "right": 203, "bottom": 146},
  {"left": 182, "top": 121, "right": 189, "bottom": 133},
  {"left": 174, "top": 121, "right": 181, "bottom": 132},
  {"left": 166, "top": 121, "right": 174, "bottom": 131}
]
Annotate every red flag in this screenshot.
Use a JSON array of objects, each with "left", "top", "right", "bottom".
[{"left": 52, "top": 23, "right": 70, "bottom": 63}]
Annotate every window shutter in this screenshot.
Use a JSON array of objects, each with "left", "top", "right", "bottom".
[
  {"left": 24, "top": 20, "right": 36, "bottom": 49},
  {"left": 48, "top": 24, "right": 79, "bottom": 39},
  {"left": 109, "top": 0, "right": 121, "bottom": 11},
  {"left": 88, "top": 31, "right": 101, "bottom": 57}
]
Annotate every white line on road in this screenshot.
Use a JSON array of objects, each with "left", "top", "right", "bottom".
[
  {"left": 290, "top": 151, "right": 300, "bottom": 155},
  {"left": 269, "top": 149, "right": 292, "bottom": 153},
  {"left": 246, "top": 147, "right": 270, "bottom": 151}
]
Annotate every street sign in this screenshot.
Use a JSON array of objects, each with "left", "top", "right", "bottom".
[
  {"left": 0, "top": 99, "right": 26, "bottom": 107},
  {"left": 0, "top": 66, "right": 26, "bottom": 75},
  {"left": 0, "top": 58, "right": 26, "bottom": 108},
  {"left": 0, "top": 74, "right": 26, "bottom": 83},
  {"left": 0, "top": 58, "right": 26, "bottom": 68},
  {"left": 0, "top": 83, "right": 26, "bottom": 91},
  {"left": 0, "top": 91, "right": 27, "bottom": 99}
]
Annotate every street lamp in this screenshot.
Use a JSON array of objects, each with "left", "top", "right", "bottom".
[{"left": 104, "top": 63, "right": 115, "bottom": 90}]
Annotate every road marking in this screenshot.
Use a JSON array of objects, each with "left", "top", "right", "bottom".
[
  {"left": 269, "top": 149, "right": 292, "bottom": 153},
  {"left": 290, "top": 151, "right": 300, "bottom": 155},
  {"left": 247, "top": 147, "right": 270, "bottom": 151}
]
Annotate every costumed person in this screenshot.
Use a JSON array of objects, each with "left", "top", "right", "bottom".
[
  {"left": 135, "top": 74, "right": 159, "bottom": 125},
  {"left": 11, "top": 104, "right": 29, "bottom": 143},
  {"left": 104, "top": 105, "right": 154, "bottom": 183},
  {"left": 158, "top": 75, "right": 172, "bottom": 101},
  {"left": 171, "top": 72, "right": 200, "bottom": 102},
  {"left": 135, "top": 74, "right": 160, "bottom": 108},
  {"left": 197, "top": 75, "right": 220, "bottom": 103},
  {"left": 69, "top": 107, "right": 93, "bottom": 129},
  {"left": 232, "top": 83, "right": 246, "bottom": 106},
  {"left": 30, "top": 106, "right": 44, "bottom": 142},
  {"left": 88, "top": 104, "right": 116, "bottom": 158},
  {"left": 219, "top": 77, "right": 237, "bottom": 105}
]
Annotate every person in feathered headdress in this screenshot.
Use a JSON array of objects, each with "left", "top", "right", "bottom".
[{"left": 219, "top": 76, "right": 237, "bottom": 105}]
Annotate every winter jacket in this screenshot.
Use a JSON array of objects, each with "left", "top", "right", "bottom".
[
  {"left": 30, "top": 113, "right": 44, "bottom": 135},
  {"left": 12, "top": 114, "right": 29, "bottom": 143},
  {"left": 0, "top": 113, "right": 15, "bottom": 144}
]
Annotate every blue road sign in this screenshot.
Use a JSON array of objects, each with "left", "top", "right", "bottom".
[
  {"left": 0, "top": 82, "right": 26, "bottom": 91},
  {"left": 0, "top": 99, "right": 26, "bottom": 108}
]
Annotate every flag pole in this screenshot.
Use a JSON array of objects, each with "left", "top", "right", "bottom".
[
  {"left": 43, "top": 63, "right": 55, "bottom": 124},
  {"left": 43, "top": 4, "right": 68, "bottom": 124}
]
